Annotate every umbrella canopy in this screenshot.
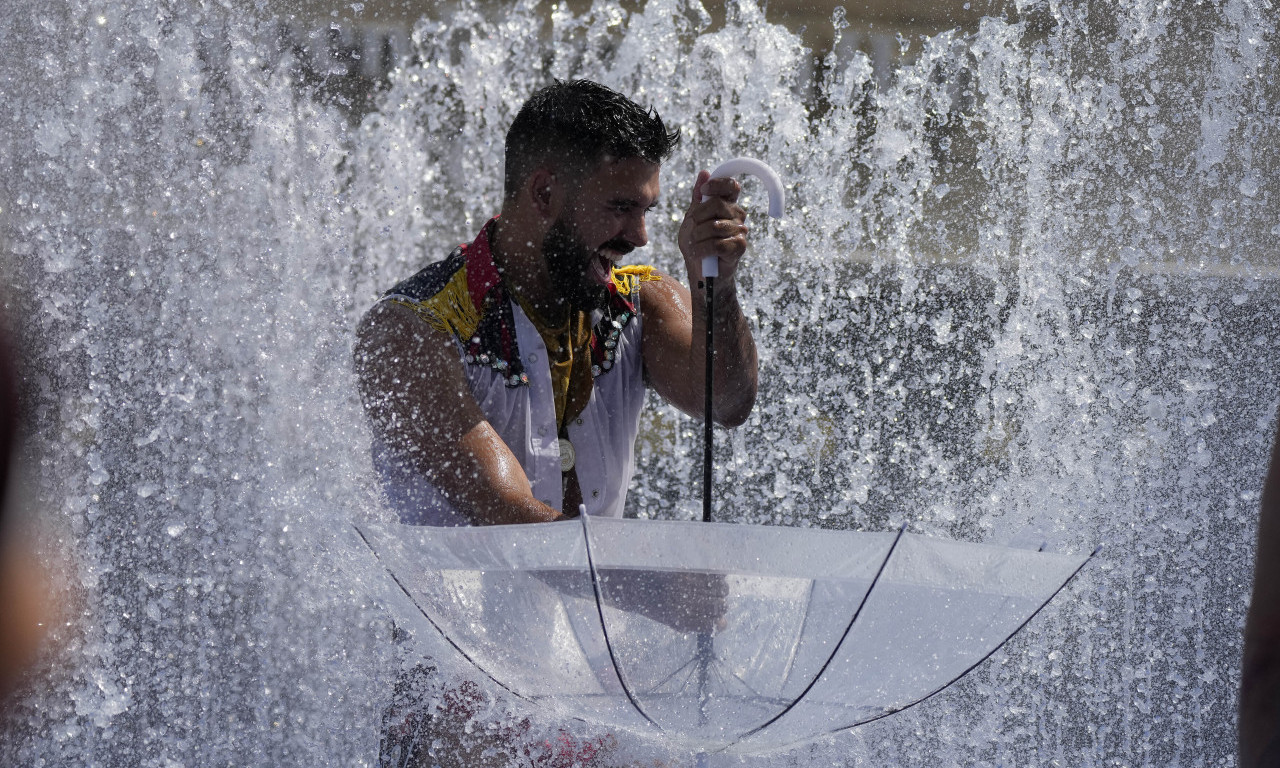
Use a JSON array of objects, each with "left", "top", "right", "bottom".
[{"left": 355, "top": 516, "right": 1091, "bottom": 754}]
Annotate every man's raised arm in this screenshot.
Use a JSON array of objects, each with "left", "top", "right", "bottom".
[{"left": 644, "top": 171, "right": 759, "bottom": 427}]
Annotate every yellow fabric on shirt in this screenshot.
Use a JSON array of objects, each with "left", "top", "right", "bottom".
[{"left": 513, "top": 295, "right": 594, "bottom": 431}]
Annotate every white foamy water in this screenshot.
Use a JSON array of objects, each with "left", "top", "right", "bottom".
[{"left": 2, "top": 0, "right": 1277, "bottom": 765}]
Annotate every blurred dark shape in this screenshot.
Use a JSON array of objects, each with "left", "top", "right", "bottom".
[
  {"left": 1242, "top": 417, "right": 1280, "bottom": 767},
  {"left": 0, "top": 313, "right": 55, "bottom": 702},
  {"left": 0, "top": 312, "right": 13, "bottom": 532}
]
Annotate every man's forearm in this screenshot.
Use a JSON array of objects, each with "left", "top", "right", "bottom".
[
  {"left": 461, "top": 494, "right": 566, "bottom": 525},
  {"left": 447, "top": 425, "right": 569, "bottom": 525}
]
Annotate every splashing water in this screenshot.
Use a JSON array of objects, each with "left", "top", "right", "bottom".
[{"left": 2, "top": 0, "right": 1278, "bottom": 765}]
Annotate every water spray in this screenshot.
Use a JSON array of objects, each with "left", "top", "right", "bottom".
[{"left": 700, "top": 157, "right": 785, "bottom": 524}]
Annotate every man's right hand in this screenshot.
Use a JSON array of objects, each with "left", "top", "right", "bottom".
[{"left": 678, "top": 170, "right": 749, "bottom": 286}]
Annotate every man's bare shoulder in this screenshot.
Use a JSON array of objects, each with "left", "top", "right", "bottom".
[
  {"left": 357, "top": 299, "right": 435, "bottom": 345},
  {"left": 355, "top": 300, "right": 459, "bottom": 378},
  {"left": 355, "top": 246, "right": 473, "bottom": 361},
  {"left": 636, "top": 270, "right": 690, "bottom": 323},
  {"left": 353, "top": 297, "right": 485, "bottom": 465}
]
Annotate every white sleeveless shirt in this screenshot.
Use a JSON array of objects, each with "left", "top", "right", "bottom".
[{"left": 370, "top": 220, "right": 649, "bottom": 525}]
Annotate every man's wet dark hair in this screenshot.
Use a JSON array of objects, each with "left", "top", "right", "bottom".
[{"left": 504, "top": 79, "right": 680, "bottom": 201}]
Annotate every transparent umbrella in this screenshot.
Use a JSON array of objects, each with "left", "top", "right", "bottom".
[
  {"left": 354, "top": 515, "right": 1093, "bottom": 755},
  {"left": 353, "top": 159, "right": 1091, "bottom": 756}
]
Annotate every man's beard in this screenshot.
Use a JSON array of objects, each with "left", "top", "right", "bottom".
[{"left": 542, "top": 218, "right": 632, "bottom": 314}]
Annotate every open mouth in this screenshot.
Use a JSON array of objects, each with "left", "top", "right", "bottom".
[{"left": 588, "top": 253, "right": 614, "bottom": 286}]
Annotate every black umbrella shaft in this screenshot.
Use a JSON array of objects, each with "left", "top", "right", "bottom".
[{"left": 703, "top": 275, "right": 714, "bottom": 523}]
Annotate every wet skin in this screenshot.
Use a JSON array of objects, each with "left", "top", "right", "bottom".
[{"left": 355, "top": 157, "right": 757, "bottom": 526}]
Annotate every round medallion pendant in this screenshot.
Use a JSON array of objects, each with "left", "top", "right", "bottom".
[{"left": 558, "top": 438, "right": 576, "bottom": 473}]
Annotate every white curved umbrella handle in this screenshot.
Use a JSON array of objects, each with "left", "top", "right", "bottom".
[{"left": 700, "top": 157, "right": 785, "bottom": 277}]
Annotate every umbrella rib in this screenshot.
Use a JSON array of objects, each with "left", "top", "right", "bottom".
[
  {"left": 579, "top": 514, "right": 664, "bottom": 731},
  {"left": 743, "top": 544, "right": 1103, "bottom": 756},
  {"left": 650, "top": 654, "right": 702, "bottom": 694},
  {"left": 777, "top": 578, "right": 817, "bottom": 691},
  {"left": 708, "top": 658, "right": 740, "bottom": 694},
  {"left": 696, "top": 654, "right": 761, "bottom": 699},
  {"left": 717, "top": 658, "right": 765, "bottom": 698},
  {"left": 352, "top": 525, "right": 530, "bottom": 705},
  {"left": 734, "top": 524, "right": 907, "bottom": 744}
]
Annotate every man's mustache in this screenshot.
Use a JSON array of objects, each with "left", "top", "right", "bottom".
[{"left": 599, "top": 239, "right": 634, "bottom": 257}]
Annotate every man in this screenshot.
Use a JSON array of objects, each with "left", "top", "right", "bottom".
[
  {"left": 355, "top": 79, "right": 757, "bottom": 526},
  {"left": 1242, "top": 416, "right": 1280, "bottom": 767},
  {"left": 357, "top": 78, "right": 753, "bottom": 768}
]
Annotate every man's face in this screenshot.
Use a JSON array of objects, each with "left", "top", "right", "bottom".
[{"left": 543, "top": 156, "right": 660, "bottom": 312}]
